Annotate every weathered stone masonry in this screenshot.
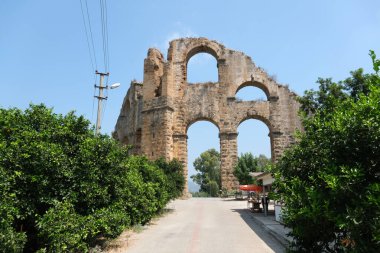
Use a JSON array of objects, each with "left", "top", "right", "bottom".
[{"left": 114, "top": 38, "right": 302, "bottom": 193}]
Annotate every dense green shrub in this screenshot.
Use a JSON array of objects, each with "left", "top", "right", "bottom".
[
  {"left": 37, "top": 201, "right": 90, "bottom": 252},
  {"left": 273, "top": 51, "right": 380, "bottom": 252},
  {"left": 0, "top": 165, "right": 27, "bottom": 253},
  {"left": 0, "top": 104, "right": 185, "bottom": 252},
  {"left": 155, "top": 158, "right": 185, "bottom": 199}
]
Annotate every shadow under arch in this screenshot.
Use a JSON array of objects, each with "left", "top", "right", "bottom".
[
  {"left": 236, "top": 81, "right": 270, "bottom": 100},
  {"left": 237, "top": 116, "right": 273, "bottom": 161}
]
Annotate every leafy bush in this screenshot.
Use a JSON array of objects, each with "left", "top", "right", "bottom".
[
  {"left": 0, "top": 165, "right": 27, "bottom": 253},
  {"left": 155, "top": 158, "right": 185, "bottom": 199},
  {"left": 273, "top": 51, "right": 380, "bottom": 252},
  {"left": 0, "top": 104, "right": 185, "bottom": 252},
  {"left": 37, "top": 201, "right": 90, "bottom": 252}
]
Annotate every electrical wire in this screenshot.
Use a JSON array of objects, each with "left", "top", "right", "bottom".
[
  {"left": 85, "top": 0, "right": 98, "bottom": 70},
  {"left": 105, "top": 0, "right": 109, "bottom": 71},
  {"left": 79, "top": 0, "right": 96, "bottom": 72},
  {"left": 79, "top": 0, "right": 111, "bottom": 132},
  {"left": 99, "top": 0, "right": 110, "bottom": 82},
  {"left": 104, "top": 0, "right": 110, "bottom": 85},
  {"left": 91, "top": 84, "right": 97, "bottom": 122},
  {"left": 80, "top": 0, "right": 99, "bottom": 124}
]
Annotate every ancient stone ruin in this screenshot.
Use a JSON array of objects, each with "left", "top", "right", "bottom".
[{"left": 114, "top": 37, "right": 301, "bottom": 193}]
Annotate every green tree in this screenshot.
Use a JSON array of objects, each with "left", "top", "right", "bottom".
[
  {"left": 154, "top": 158, "right": 185, "bottom": 199},
  {"left": 0, "top": 104, "right": 184, "bottom": 252},
  {"left": 256, "top": 154, "right": 271, "bottom": 170},
  {"left": 233, "top": 153, "right": 270, "bottom": 185},
  {"left": 273, "top": 51, "right": 380, "bottom": 252},
  {"left": 190, "top": 149, "right": 221, "bottom": 196}
]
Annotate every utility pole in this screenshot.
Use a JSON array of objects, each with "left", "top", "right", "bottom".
[{"left": 95, "top": 70, "right": 109, "bottom": 134}]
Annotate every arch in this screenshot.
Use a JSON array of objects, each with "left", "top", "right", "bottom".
[
  {"left": 187, "top": 52, "right": 218, "bottom": 83},
  {"left": 186, "top": 117, "right": 220, "bottom": 133},
  {"left": 185, "top": 46, "right": 219, "bottom": 84},
  {"left": 235, "top": 86, "right": 268, "bottom": 101},
  {"left": 238, "top": 115, "right": 273, "bottom": 133},
  {"left": 187, "top": 120, "right": 220, "bottom": 193},
  {"left": 236, "top": 81, "right": 270, "bottom": 100},
  {"left": 185, "top": 45, "right": 219, "bottom": 65},
  {"left": 238, "top": 117, "right": 273, "bottom": 160},
  {"left": 182, "top": 41, "right": 223, "bottom": 84}
]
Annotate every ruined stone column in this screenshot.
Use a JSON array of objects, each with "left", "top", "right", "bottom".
[
  {"left": 219, "top": 132, "right": 239, "bottom": 190},
  {"left": 173, "top": 133, "right": 188, "bottom": 194}
]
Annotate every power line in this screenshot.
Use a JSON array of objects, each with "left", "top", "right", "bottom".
[
  {"left": 85, "top": 0, "right": 98, "bottom": 70},
  {"left": 79, "top": 0, "right": 96, "bottom": 72},
  {"left": 104, "top": 0, "right": 110, "bottom": 86},
  {"left": 99, "top": 0, "right": 110, "bottom": 76},
  {"left": 91, "top": 84, "right": 96, "bottom": 122},
  {"left": 85, "top": 0, "right": 98, "bottom": 71},
  {"left": 104, "top": 0, "right": 110, "bottom": 74},
  {"left": 79, "top": 0, "right": 115, "bottom": 133}
]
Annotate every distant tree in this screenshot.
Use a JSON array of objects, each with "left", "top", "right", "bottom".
[
  {"left": 233, "top": 153, "right": 271, "bottom": 185},
  {"left": 190, "top": 149, "right": 220, "bottom": 196},
  {"left": 273, "top": 51, "right": 380, "bottom": 252},
  {"left": 256, "top": 154, "right": 271, "bottom": 171}
]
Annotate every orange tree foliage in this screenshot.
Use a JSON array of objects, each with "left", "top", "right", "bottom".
[
  {"left": 273, "top": 51, "right": 380, "bottom": 252},
  {"left": 0, "top": 104, "right": 184, "bottom": 252}
]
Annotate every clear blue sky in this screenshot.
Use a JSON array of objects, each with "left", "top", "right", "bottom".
[{"left": 1, "top": 1, "right": 380, "bottom": 188}]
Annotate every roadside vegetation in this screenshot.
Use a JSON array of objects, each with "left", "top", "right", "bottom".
[
  {"left": 233, "top": 153, "right": 271, "bottom": 185},
  {"left": 0, "top": 104, "right": 184, "bottom": 252},
  {"left": 190, "top": 149, "right": 270, "bottom": 197},
  {"left": 273, "top": 51, "right": 380, "bottom": 252}
]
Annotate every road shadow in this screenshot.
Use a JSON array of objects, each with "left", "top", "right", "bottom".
[
  {"left": 231, "top": 208, "right": 286, "bottom": 253},
  {"left": 221, "top": 197, "right": 247, "bottom": 202}
]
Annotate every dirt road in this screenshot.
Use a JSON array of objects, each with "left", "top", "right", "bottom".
[{"left": 110, "top": 198, "right": 284, "bottom": 253}]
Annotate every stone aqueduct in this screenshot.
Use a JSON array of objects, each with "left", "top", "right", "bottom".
[{"left": 114, "top": 38, "right": 301, "bottom": 192}]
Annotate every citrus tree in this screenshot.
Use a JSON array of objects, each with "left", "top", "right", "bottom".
[
  {"left": 0, "top": 104, "right": 184, "bottom": 252},
  {"left": 273, "top": 51, "right": 380, "bottom": 252}
]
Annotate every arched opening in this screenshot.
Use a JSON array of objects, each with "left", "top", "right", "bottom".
[
  {"left": 237, "top": 118, "right": 274, "bottom": 214},
  {"left": 235, "top": 86, "right": 268, "bottom": 101},
  {"left": 187, "top": 120, "right": 220, "bottom": 195},
  {"left": 235, "top": 81, "right": 270, "bottom": 101},
  {"left": 237, "top": 118, "right": 272, "bottom": 169},
  {"left": 187, "top": 52, "right": 218, "bottom": 84}
]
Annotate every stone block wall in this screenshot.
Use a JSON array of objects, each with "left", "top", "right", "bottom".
[{"left": 114, "top": 37, "right": 302, "bottom": 194}]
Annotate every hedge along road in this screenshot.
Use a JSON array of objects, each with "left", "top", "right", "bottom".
[{"left": 114, "top": 198, "right": 284, "bottom": 253}]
